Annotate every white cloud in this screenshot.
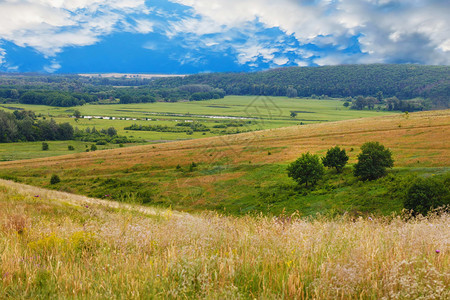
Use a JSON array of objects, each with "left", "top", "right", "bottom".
[
  {"left": 294, "top": 59, "right": 309, "bottom": 67},
  {"left": 133, "top": 19, "right": 154, "bottom": 34},
  {"left": 0, "top": 0, "right": 449, "bottom": 69},
  {"left": 43, "top": 60, "right": 62, "bottom": 73},
  {"left": 0, "top": 0, "right": 148, "bottom": 57},
  {"left": 169, "top": 0, "right": 450, "bottom": 65},
  {"left": 273, "top": 56, "right": 289, "bottom": 65},
  {"left": 0, "top": 46, "right": 6, "bottom": 65}
]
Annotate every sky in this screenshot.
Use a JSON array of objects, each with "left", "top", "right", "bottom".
[{"left": 0, "top": 0, "right": 449, "bottom": 74}]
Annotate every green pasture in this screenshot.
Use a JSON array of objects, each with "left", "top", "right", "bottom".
[
  {"left": 1, "top": 96, "right": 395, "bottom": 139},
  {"left": 0, "top": 96, "right": 395, "bottom": 160},
  {"left": 0, "top": 95, "right": 393, "bottom": 121},
  {"left": 0, "top": 141, "right": 138, "bottom": 161}
]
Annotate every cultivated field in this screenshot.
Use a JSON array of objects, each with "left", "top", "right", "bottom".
[
  {"left": 1, "top": 179, "right": 448, "bottom": 299},
  {"left": 0, "top": 95, "right": 395, "bottom": 161},
  {"left": 1, "top": 110, "right": 448, "bottom": 216}
]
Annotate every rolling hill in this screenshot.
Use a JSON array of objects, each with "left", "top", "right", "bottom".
[
  {"left": 0, "top": 109, "right": 449, "bottom": 216},
  {"left": 150, "top": 64, "right": 450, "bottom": 107}
]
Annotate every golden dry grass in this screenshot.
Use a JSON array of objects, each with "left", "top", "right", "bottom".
[{"left": 0, "top": 180, "right": 448, "bottom": 299}]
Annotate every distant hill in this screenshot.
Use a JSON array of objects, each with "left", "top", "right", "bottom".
[{"left": 150, "top": 64, "right": 450, "bottom": 108}]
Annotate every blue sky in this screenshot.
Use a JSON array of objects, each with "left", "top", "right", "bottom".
[{"left": 0, "top": 0, "right": 449, "bottom": 74}]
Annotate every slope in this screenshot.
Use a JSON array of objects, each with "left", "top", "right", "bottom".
[
  {"left": 1, "top": 179, "right": 448, "bottom": 298},
  {"left": 0, "top": 110, "right": 449, "bottom": 215}
]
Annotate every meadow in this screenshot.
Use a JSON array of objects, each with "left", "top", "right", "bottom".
[
  {"left": 0, "top": 96, "right": 395, "bottom": 161},
  {"left": 1, "top": 179, "right": 448, "bottom": 299},
  {"left": 1, "top": 109, "right": 448, "bottom": 216}
]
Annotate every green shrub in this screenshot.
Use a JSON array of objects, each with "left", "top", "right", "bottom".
[
  {"left": 354, "top": 142, "right": 394, "bottom": 180},
  {"left": 189, "top": 162, "right": 197, "bottom": 172},
  {"left": 90, "top": 144, "right": 97, "bottom": 151},
  {"left": 287, "top": 152, "right": 325, "bottom": 187},
  {"left": 68, "top": 145, "right": 75, "bottom": 150},
  {"left": 42, "top": 142, "right": 49, "bottom": 151},
  {"left": 404, "top": 176, "right": 450, "bottom": 215},
  {"left": 50, "top": 174, "right": 60, "bottom": 185}
]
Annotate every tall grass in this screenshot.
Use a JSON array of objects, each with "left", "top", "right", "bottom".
[{"left": 1, "top": 181, "right": 448, "bottom": 299}]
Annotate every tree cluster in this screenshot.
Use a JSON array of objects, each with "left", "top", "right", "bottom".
[
  {"left": 19, "top": 91, "right": 94, "bottom": 107},
  {"left": 0, "top": 110, "right": 131, "bottom": 144},
  {"left": 349, "top": 95, "right": 430, "bottom": 112},
  {"left": 288, "top": 143, "right": 394, "bottom": 187},
  {"left": 0, "top": 110, "right": 74, "bottom": 142}
]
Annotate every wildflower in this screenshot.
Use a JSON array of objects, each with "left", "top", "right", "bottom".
[
  {"left": 34, "top": 195, "right": 39, "bottom": 197},
  {"left": 368, "top": 217, "right": 373, "bottom": 221},
  {"left": 436, "top": 250, "right": 440, "bottom": 254},
  {"left": 85, "top": 205, "right": 89, "bottom": 208}
]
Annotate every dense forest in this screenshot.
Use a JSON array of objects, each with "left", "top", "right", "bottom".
[
  {"left": 149, "top": 64, "right": 449, "bottom": 109},
  {"left": 0, "top": 64, "right": 448, "bottom": 109}
]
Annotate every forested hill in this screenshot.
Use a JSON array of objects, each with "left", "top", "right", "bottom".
[{"left": 149, "top": 64, "right": 449, "bottom": 107}]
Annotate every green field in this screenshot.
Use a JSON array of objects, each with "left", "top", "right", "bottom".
[
  {"left": 2, "top": 109, "right": 448, "bottom": 217},
  {"left": 0, "top": 96, "right": 396, "bottom": 160},
  {"left": 0, "top": 141, "right": 142, "bottom": 161}
]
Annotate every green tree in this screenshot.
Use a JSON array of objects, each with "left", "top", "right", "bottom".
[
  {"left": 287, "top": 152, "right": 325, "bottom": 187},
  {"left": 366, "top": 97, "right": 377, "bottom": 110},
  {"left": 106, "top": 127, "right": 117, "bottom": 137},
  {"left": 73, "top": 110, "right": 81, "bottom": 119},
  {"left": 42, "top": 142, "right": 49, "bottom": 151},
  {"left": 119, "top": 95, "right": 133, "bottom": 104},
  {"left": 352, "top": 96, "right": 366, "bottom": 110},
  {"left": 404, "top": 176, "right": 449, "bottom": 216},
  {"left": 290, "top": 111, "right": 297, "bottom": 118},
  {"left": 354, "top": 142, "right": 394, "bottom": 180},
  {"left": 322, "top": 146, "right": 349, "bottom": 173},
  {"left": 90, "top": 144, "right": 97, "bottom": 151},
  {"left": 376, "top": 91, "right": 383, "bottom": 102}
]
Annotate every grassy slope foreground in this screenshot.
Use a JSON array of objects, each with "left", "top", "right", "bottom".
[
  {"left": 0, "top": 110, "right": 449, "bottom": 216},
  {"left": 0, "top": 179, "right": 448, "bottom": 299}
]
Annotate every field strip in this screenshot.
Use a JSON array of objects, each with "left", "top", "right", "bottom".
[{"left": 0, "top": 179, "right": 185, "bottom": 218}]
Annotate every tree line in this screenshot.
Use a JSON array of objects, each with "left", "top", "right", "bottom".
[
  {"left": 0, "top": 64, "right": 448, "bottom": 108},
  {"left": 149, "top": 64, "right": 449, "bottom": 108}
]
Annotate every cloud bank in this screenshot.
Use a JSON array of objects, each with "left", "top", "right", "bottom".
[{"left": 0, "top": 0, "right": 448, "bottom": 72}]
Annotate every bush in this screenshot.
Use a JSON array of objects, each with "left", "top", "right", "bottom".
[
  {"left": 90, "top": 144, "right": 97, "bottom": 151},
  {"left": 354, "top": 142, "right": 394, "bottom": 180},
  {"left": 287, "top": 152, "right": 325, "bottom": 187},
  {"left": 189, "top": 162, "right": 197, "bottom": 172},
  {"left": 50, "top": 174, "right": 60, "bottom": 185},
  {"left": 42, "top": 142, "right": 49, "bottom": 151},
  {"left": 404, "top": 176, "right": 450, "bottom": 215},
  {"left": 68, "top": 145, "right": 75, "bottom": 150},
  {"left": 322, "top": 146, "right": 349, "bottom": 173}
]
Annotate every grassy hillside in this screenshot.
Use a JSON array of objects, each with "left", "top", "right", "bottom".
[
  {"left": 1, "top": 110, "right": 448, "bottom": 216},
  {"left": 1, "top": 179, "right": 448, "bottom": 299}
]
